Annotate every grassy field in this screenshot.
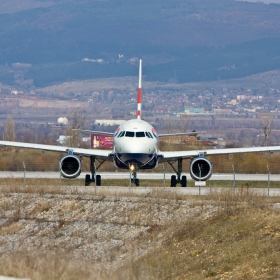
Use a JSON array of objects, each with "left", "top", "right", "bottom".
[
  {"left": 0, "top": 182, "right": 280, "bottom": 279},
  {"left": 119, "top": 191, "right": 280, "bottom": 279}
]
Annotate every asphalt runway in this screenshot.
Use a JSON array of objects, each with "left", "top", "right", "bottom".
[
  {"left": 0, "top": 171, "right": 278, "bottom": 181},
  {"left": 0, "top": 171, "right": 279, "bottom": 196}
]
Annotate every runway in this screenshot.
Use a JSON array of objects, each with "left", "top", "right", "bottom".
[
  {"left": 0, "top": 171, "right": 278, "bottom": 181},
  {"left": 0, "top": 171, "right": 279, "bottom": 196}
]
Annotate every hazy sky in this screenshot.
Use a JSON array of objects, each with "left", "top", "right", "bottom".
[{"left": 237, "top": 0, "right": 280, "bottom": 3}]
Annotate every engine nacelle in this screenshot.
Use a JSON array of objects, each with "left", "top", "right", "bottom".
[
  {"left": 59, "top": 154, "right": 82, "bottom": 179},
  {"left": 190, "top": 156, "right": 213, "bottom": 181}
]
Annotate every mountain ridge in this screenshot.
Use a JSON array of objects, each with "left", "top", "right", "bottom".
[{"left": 0, "top": 0, "right": 280, "bottom": 86}]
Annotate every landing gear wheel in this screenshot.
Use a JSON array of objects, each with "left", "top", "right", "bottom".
[
  {"left": 96, "top": 175, "right": 101, "bottom": 186},
  {"left": 131, "top": 169, "right": 140, "bottom": 187},
  {"left": 181, "top": 175, "right": 187, "bottom": 187},
  {"left": 171, "top": 175, "right": 177, "bottom": 187},
  {"left": 85, "top": 174, "right": 91, "bottom": 186}
]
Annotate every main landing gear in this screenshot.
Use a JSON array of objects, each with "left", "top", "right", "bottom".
[
  {"left": 85, "top": 156, "right": 105, "bottom": 186},
  {"left": 167, "top": 158, "right": 187, "bottom": 187}
]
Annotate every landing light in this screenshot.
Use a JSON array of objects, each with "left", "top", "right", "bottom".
[{"left": 130, "top": 164, "right": 136, "bottom": 172}]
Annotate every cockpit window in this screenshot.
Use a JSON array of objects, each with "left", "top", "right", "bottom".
[
  {"left": 136, "top": 132, "right": 145, "bottom": 138},
  {"left": 118, "top": 131, "right": 125, "bottom": 138},
  {"left": 145, "top": 132, "right": 153, "bottom": 138},
  {"left": 125, "top": 131, "right": 135, "bottom": 137}
]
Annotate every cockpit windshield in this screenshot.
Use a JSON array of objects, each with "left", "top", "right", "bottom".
[
  {"left": 145, "top": 132, "right": 153, "bottom": 138},
  {"left": 118, "top": 131, "right": 154, "bottom": 138},
  {"left": 117, "top": 131, "right": 125, "bottom": 138},
  {"left": 125, "top": 131, "right": 135, "bottom": 137},
  {"left": 136, "top": 132, "right": 145, "bottom": 138}
]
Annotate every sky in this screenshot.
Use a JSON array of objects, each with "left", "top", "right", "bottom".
[{"left": 237, "top": 0, "right": 280, "bottom": 3}]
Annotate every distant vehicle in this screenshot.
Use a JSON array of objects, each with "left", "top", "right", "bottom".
[{"left": 1, "top": 60, "right": 280, "bottom": 187}]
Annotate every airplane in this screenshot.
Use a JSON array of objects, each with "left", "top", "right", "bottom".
[{"left": 1, "top": 59, "right": 280, "bottom": 187}]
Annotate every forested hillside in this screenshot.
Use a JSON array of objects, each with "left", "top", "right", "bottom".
[{"left": 0, "top": 0, "right": 280, "bottom": 86}]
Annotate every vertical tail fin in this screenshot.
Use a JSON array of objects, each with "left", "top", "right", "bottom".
[{"left": 137, "top": 59, "right": 142, "bottom": 120}]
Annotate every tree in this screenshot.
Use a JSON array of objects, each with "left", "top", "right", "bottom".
[
  {"left": 161, "top": 114, "right": 192, "bottom": 151},
  {"left": 258, "top": 114, "right": 274, "bottom": 146},
  {"left": 66, "top": 110, "right": 86, "bottom": 147},
  {"left": 4, "top": 115, "right": 16, "bottom": 141}
]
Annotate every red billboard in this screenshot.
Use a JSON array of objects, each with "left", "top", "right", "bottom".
[{"left": 91, "top": 134, "right": 114, "bottom": 149}]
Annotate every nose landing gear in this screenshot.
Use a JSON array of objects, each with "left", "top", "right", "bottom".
[{"left": 130, "top": 163, "right": 140, "bottom": 186}]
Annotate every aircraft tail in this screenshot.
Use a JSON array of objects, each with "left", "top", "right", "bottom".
[{"left": 137, "top": 59, "right": 142, "bottom": 120}]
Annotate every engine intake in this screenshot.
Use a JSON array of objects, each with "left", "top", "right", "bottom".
[
  {"left": 59, "top": 154, "right": 81, "bottom": 179},
  {"left": 190, "top": 157, "right": 212, "bottom": 181}
]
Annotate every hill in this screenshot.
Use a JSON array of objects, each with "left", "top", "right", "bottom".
[{"left": 0, "top": 0, "right": 280, "bottom": 86}]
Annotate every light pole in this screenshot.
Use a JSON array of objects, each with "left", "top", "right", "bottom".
[
  {"left": 198, "top": 164, "right": 202, "bottom": 196},
  {"left": 232, "top": 165, "right": 236, "bottom": 189},
  {"left": 267, "top": 165, "right": 270, "bottom": 196},
  {"left": 162, "top": 164, "right": 166, "bottom": 188}
]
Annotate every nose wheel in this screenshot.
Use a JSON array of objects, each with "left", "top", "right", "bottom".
[
  {"left": 130, "top": 164, "right": 140, "bottom": 186},
  {"left": 131, "top": 171, "right": 140, "bottom": 186}
]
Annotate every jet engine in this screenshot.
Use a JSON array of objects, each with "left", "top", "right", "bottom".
[
  {"left": 59, "top": 154, "right": 82, "bottom": 179},
  {"left": 190, "top": 156, "right": 212, "bottom": 181}
]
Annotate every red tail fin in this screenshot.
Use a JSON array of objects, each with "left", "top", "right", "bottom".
[{"left": 137, "top": 59, "right": 142, "bottom": 120}]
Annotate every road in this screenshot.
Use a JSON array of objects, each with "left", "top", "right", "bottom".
[
  {"left": 0, "top": 171, "right": 278, "bottom": 196},
  {"left": 0, "top": 171, "right": 277, "bottom": 181}
]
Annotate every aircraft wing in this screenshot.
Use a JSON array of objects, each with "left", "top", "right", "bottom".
[
  {"left": 75, "top": 130, "right": 203, "bottom": 137},
  {"left": 0, "top": 141, "right": 112, "bottom": 161},
  {"left": 72, "top": 129, "right": 114, "bottom": 136},
  {"left": 157, "top": 131, "right": 204, "bottom": 137},
  {"left": 159, "top": 146, "right": 280, "bottom": 162}
]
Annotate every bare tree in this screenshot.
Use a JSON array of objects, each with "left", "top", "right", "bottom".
[
  {"left": 178, "top": 114, "right": 191, "bottom": 134},
  {"left": 178, "top": 114, "right": 192, "bottom": 143},
  {"left": 4, "top": 115, "right": 16, "bottom": 141},
  {"left": 258, "top": 114, "right": 274, "bottom": 146},
  {"left": 66, "top": 110, "right": 86, "bottom": 147},
  {"left": 161, "top": 114, "right": 192, "bottom": 151}
]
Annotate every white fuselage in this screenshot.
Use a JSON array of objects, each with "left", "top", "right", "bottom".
[{"left": 113, "top": 119, "right": 159, "bottom": 169}]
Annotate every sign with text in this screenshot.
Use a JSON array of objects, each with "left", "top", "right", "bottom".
[
  {"left": 195, "top": 181, "right": 206, "bottom": 187},
  {"left": 91, "top": 134, "right": 113, "bottom": 149}
]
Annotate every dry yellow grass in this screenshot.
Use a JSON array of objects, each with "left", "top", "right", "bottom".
[
  {"left": 0, "top": 182, "right": 280, "bottom": 279},
  {"left": 117, "top": 189, "right": 280, "bottom": 280}
]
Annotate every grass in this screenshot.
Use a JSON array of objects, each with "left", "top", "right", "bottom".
[
  {"left": 0, "top": 181, "right": 280, "bottom": 279},
  {"left": 116, "top": 188, "right": 280, "bottom": 280}
]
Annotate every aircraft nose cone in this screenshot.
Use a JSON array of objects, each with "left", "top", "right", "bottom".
[{"left": 120, "top": 140, "right": 155, "bottom": 154}]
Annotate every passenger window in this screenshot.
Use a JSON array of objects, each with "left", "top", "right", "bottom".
[
  {"left": 136, "top": 132, "right": 145, "bottom": 138},
  {"left": 125, "top": 131, "right": 135, "bottom": 137}
]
